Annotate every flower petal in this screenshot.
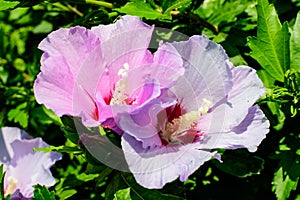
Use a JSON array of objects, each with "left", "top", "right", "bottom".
[
  {"left": 121, "top": 134, "right": 215, "bottom": 189},
  {"left": 198, "top": 105, "right": 269, "bottom": 152},
  {"left": 169, "top": 35, "right": 233, "bottom": 112},
  {"left": 34, "top": 27, "right": 100, "bottom": 117},
  {"left": 38, "top": 26, "right": 100, "bottom": 77},
  {"left": 0, "top": 127, "right": 22, "bottom": 164},
  {"left": 198, "top": 66, "right": 266, "bottom": 133},
  {"left": 152, "top": 41, "right": 185, "bottom": 87},
  {"left": 5, "top": 138, "right": 61, "bottom": 198},
  {"left": 92, "top": 16, "right": 154, "bottom": 97}
]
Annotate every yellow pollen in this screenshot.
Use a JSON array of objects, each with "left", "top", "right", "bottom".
[
  {"left": 161, "top": 98, "right": 212, "bottom": 144},
  {"left": 5, "top": 176, "right": 18, "bottom": 196}
]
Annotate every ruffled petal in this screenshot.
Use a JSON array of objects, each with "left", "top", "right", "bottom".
[
  {"left": 38, "top": 26, "right": 100, "bottom": 77},
  {"left": 34, "top": 27, "right": 101, "bottom": 117},
  {"left": 169, "top": 35, "right": 233, "bottom": 112},
  {"left": 122, "top": 134, "right": 215, "bottom": 189},
  {"left": 0, "top": 127, "right": 22, "bottom": 164},
  {"left": 198, "top": 66, "right": 266, "bottom": 133},
  {"left": 5, "top": 138, "right": 61, "bottom": 198},
  {"left": 198, "top": 105, "right": 269, "bottom": 152}
]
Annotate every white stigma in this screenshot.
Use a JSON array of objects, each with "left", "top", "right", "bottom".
[
  {"left": 199, "top": 98, "right": 212, "bottom": 115},
  {"left": 110, "top": 63, "right": 130, "bottom": 105}
]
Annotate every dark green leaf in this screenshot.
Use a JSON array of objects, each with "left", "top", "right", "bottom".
[
  {"left": 248, "top": 0, "right": 290, "bottom": 85},
  {"left": 213, "top": 149, "right": 265, "bottom": 178},
  {"left": 106, "top": 172, "right": 184, "bottom": 200},
  {"left": 33, "top": 185, "right": 56, "bottom": 200},
  {"left": 0, "top": 164, "right": 5, "bottom": 199}
]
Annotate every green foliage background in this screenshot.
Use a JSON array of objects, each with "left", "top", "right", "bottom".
[{"left": 1, "top": 0, "right": 300, "bottom": 199}]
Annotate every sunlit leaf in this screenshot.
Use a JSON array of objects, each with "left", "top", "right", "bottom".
[
  {"left": 113, "top": 188, "right": 132, "bottom": 200},
  {"left": 0, "top": 0, "right": 19, "bottom": 11},
  {"left": 7, "top": 102, "right": 28, "bottom": 128},
  {"left": 163, "top": 0, "right": 192, "bottom": 15},
  {"left": 290, "top": 12, "right": 300, "bottom": 71},
  {"left": 272, "top": 167, "right": 298, "bottom": 200},
  {"left": 33, "top": 185, "right": 56, "bottom": 200},
  {"left": 248, "top": 0, "right": 290, "bottom": 86},
  {"left": 114, "top": 0, "right": 165, "bottom": 20}
]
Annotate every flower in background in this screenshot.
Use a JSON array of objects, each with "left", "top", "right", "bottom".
[
  {"left": 119, "top": 35, "right": 270, "bottom": 189},
  {"left": 0, "top": 127, "right": 61, "bottom": 198},
  {"left": 34, "top": 15, "right": 184, "bottom": 132}
]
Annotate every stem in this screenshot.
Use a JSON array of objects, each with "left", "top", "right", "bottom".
[
  {"left": 67, "top": 4, "right": 84, "bottom": 17},
  {"left": 85, "top": 0, "right": 114, "bottom": 9}
]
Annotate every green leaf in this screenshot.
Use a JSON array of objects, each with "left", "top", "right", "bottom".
[
  {"left": 272, "top": 167, "right": 299, "bottom": 200},
  {"left": 114, "top": 0, "right": 165, "bottom": 20},
  {"left": 0, "top": 0, "right": 19, "bottom": 11},
  {"left": 163, "top": 0, "right": 192, "bottom": 15},
  {"left": 106, "top": 172, "right": 184, "bottom": 200},
  {"left": 32, "top": 20, "right": 53, "bottom": 34},
  {"left": 33, "top": 185, "right": 56, "bottom": 200},
  {"left": 0, "top": 164, "right": 5, "bottom": 199},
  {"left": 248, "top": 0, "right": 290, "bottom": 86},
  {"left": 56, "top": 189, "right": 77, "bottom": 199},
  {"left": 290, "top": 12, "right": 300, "bottom": 71},
  {"left": 113, "top": 188, "right": 132, "bottom": 200},
  {"left": 34, "top": 145, "right": 82, "bottom": 154},
  {"left": 212, "top": 149, "right": 265, "bottom": 178},
  {"left": 7, "top": 102, "right": 28, "bottom": 128}
]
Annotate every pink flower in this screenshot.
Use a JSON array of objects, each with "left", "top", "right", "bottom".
[
  {"left": 0, "top": 127, "right": 61, "bottom": 198},
  {"left": 34, "top": 16, "right": 184, "bottom": 131},
  {"left": 118, "top": 35, "right": 270, "bottom": 188}
]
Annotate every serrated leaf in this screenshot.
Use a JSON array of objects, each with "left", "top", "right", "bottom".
[
  {"left": 7, "top": 102, "right": 28, "bottom": 128},
  {"left": 33, "top": 185, "right": 56, "bottom": 200},
  {"left": 212, "top": 149, "right": 265, "bottom": 178},
  {"left": 114, "top": 0, "right": 165, "bottom": 20},
  {"left": 272, "top": 167, "right": 298, "bottom": 200},
  {"left": 290, "top": 12, "right": 300, "bottom": 71},
  {"left": 113, "top": 188, "right": 132, "bottom": 200},
  {"left": 0, "top": 0, "right": 19, "bottom": 11},
  {"left": 248, "top": 0, "right": 290, "bottom": 85}
]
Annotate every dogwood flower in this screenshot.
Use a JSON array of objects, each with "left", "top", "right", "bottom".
[
  {"left": 0, "top": 127, "right": 61, "bottom": 198},
  {"left": 34, "top": 15, "right": 184, "bottom": 132},
  {"left": 118, "top": 35, "right": 270, "bottom": 189}
]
